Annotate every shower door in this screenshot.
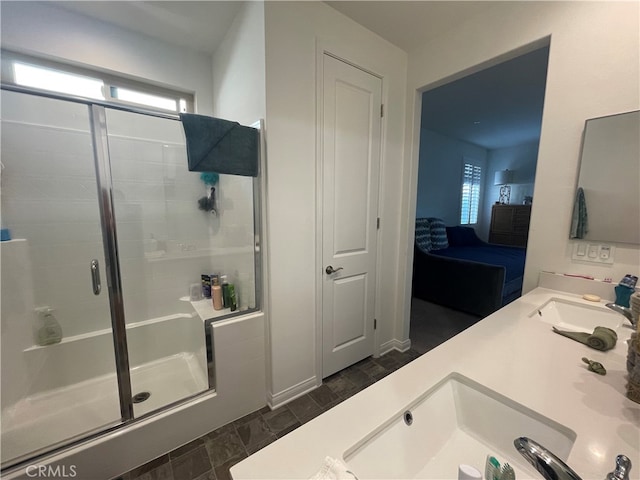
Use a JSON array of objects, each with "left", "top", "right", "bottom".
[
  {"left": 1, "top": 85, "right": 256, "bottom": 469},
  {"left": 105, "top": 108, "right": 209, "bottom": 415},
  {"left": 0, "top": 90, "right": 122, "bottom": 466}
]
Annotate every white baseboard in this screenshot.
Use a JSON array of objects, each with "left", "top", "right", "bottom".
[
  {"left": 267, "top": 376, "right": 319, "bottom": 410},
  {"left": 378, "top": 338, "right": 411, "bottom": 356}
]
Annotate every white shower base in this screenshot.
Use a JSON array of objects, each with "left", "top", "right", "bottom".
[{"left": 1, "top": 314, "right": 208, "bottom": 465}]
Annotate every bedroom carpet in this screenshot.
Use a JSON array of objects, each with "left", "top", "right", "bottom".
[{"left": 409, "top": 296, "right": 482, "bottom": 355}]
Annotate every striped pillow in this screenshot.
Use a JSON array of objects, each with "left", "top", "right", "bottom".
[
  {"left": 415, "top": 218, "right": 432, "bottom": 253},
  {"left": 427, "top": 217, "right": 449, "bottom": 250}
]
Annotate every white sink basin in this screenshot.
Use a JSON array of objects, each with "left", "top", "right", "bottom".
[
  {"left": 530, "top": 297, "right": 622, "bottom": 332},
  {"left": 343, "top": 373, "right": 575, "bottom": 479}
]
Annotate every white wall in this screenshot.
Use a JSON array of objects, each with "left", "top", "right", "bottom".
[
  {"left": 478, "top": 141, "right": 538, "bottom": 241},
  {"left": 1, "top": 93, "right": 111, "bottom": 339},
  {"left": 0, "top": 1, "right": 214, "bottom": 115},
  {"left": 212, "top": 2, "right": 266, "bottom": 127},
  {"left": 210, "top": 0, "right": 267, "bottom": 313},
  {"left": 400, "top": 1, "right": 640, "bottom": 340},
  {"left": 416, "top": 128, "right": 487, "bottom": 225},
  {"left": 264, "top": 1, "right": 407, "bottom": 404}
]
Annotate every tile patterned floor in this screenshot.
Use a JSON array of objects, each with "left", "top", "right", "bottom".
[
  {"left": 117, "top": 350, "right": 421, "bottom": 480},
  {"left": 118, "top": 299, "right": 479, "bottom": 480}
]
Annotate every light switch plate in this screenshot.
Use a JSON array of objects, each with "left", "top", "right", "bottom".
[{"left": 572, "top": 243, "right": 615, "bottom": 264}]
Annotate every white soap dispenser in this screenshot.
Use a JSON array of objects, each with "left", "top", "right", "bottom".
[{"left": 36, "top": 307, "right": 63, "bottom": 346}]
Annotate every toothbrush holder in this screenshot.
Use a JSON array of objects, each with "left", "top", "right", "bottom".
[{"left": 615, "top": 284, "right": 634, "bottom": 308}]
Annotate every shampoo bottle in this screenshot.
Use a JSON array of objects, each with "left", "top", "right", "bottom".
[{"left": 212, "top": 277, "right": 223, "bottom": 311}]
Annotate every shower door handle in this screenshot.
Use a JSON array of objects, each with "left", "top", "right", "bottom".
[{"left": 91, "top": 259, "right": 101, "bottom": 295}]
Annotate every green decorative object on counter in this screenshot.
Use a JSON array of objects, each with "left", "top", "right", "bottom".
[
  {"left": 582, "top": 357, "right": 606, "bottom": 375},
  {"left": 552, "top": 325, "right": 617, "bottom": 351}
]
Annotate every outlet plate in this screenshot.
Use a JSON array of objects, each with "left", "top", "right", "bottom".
[{"left": 572, "top": 242, "right": 615, "bottom": 264}]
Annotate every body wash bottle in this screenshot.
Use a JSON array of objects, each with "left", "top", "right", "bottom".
[{"left": 228, "top": 284, "right": 237, "bottom": 312}]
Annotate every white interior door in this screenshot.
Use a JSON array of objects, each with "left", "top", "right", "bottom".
[{"left": 321, "top": 54, "right": 382, "bottom": 378}]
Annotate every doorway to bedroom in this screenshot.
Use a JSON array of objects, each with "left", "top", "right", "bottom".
[{"left": 410, "top": 44, "right": 550, "bottom": 354}]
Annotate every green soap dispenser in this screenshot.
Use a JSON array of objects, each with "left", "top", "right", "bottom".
[{"left": 36, "top": 308, "right": 63, "bottom": 346}]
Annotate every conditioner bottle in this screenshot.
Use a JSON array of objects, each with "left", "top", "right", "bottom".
[
  {"left": 212, "top": 276, "right": 223, "bottom": 311},
  {"left": 220, "top": 274, "right": 230, "bottom": 308}
]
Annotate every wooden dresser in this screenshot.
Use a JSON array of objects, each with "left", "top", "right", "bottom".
[{"left": 489, "top": 204, "right": 531, "bottom": 247}]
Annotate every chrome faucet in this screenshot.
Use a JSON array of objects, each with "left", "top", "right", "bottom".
[
  {"left": 606, "top": 455, "right": 632, "bottom": 480},
  {"left": 514, "top": 437, "right": 582, "bottom": 480},
  {"left": 514, "top": 437, "right": 633, "bottom": 480},
  {"left": 605, "top": 303, "right": 636, "bottom": 327}
]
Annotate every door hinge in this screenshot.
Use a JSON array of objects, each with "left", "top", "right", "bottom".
[
  {"left": 376, "top": 217, "right": 380, "bottom": 230},
  {"left": 380, "top": 104, "right": 384, "bottom": 118},
  {"left": 374, "top": 318, "right": 377, "bottom": 330}
]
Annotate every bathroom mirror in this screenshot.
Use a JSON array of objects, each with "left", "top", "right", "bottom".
[{"left": 571, "top": 110, "right": 640, "bottom": 244}]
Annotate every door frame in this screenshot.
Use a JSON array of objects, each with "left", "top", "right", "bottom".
[{"left": 314, "top": 41, "right": 386, "bottom": 382}]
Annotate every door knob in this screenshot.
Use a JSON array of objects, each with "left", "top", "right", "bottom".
[{"left": 325, "top": 265, "right": 344, "bottom": 275}]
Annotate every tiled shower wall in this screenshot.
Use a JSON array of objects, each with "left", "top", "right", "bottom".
[
  {"left": 1, "top": 93, "right": 110, "bottom": 340},
  {"left": 1, "top": 91, "right": 256, "bottom": 344}
]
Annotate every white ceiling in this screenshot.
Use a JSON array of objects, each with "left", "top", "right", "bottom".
[
  {"left": 325, "top": 1, "right": 499, "bottom": 52},
  {"left": 54, "top": 1, "right": 244, "bottom": 55},
  {"left": 326, "top": 1, "right": 548, "bottom": 150},
  {"left": 421, "top": 46, "right": 550, "bottom": 150},
  {"left": 53, "top": 1, "right": 548, "bottom": 149}
]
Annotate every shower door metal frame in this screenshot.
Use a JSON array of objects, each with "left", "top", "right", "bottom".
[{"left": 88, "top": 104, "right": 134, "bottom": 421}]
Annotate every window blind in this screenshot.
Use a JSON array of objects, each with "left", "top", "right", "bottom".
[{"left": 460, "top": 163, "right": 481, "bottom": 225}]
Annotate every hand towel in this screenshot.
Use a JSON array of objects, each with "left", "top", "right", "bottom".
[
  {"left": 180, "top": 113, "right": 259, "bottom": 177},
  {"left": 569, "top": 187, "right": 588, "bottom": 239},
  {"left": 552, "top": 326, "right": 617, "bottom": 351},
  {"left": 309, "top": 457, "right": 359, "bottom": 480}
]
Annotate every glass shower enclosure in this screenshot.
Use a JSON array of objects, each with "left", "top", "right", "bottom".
[{"left": 0, "top": 86, "right": 261, "bottom": 469}]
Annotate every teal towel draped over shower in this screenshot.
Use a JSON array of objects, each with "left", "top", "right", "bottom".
[
  {"left": 570, "top": 187, "right": 588, "bottom": 239},
  {"left": 180, "top": 113, "right": 259, "bottom": 177}
]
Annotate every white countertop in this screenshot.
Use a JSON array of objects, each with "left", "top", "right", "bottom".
[{"left": 231, "top": 288, "right": 640, "bottom": 480}]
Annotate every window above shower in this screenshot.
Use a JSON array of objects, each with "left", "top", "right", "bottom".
[{"left": 1, "top": 51, "right": 194, "bottom": 113}]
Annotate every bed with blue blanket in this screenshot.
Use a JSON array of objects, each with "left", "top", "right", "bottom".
[{"left": 412, "top": 218, "right": 526, "bottom": 317}]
